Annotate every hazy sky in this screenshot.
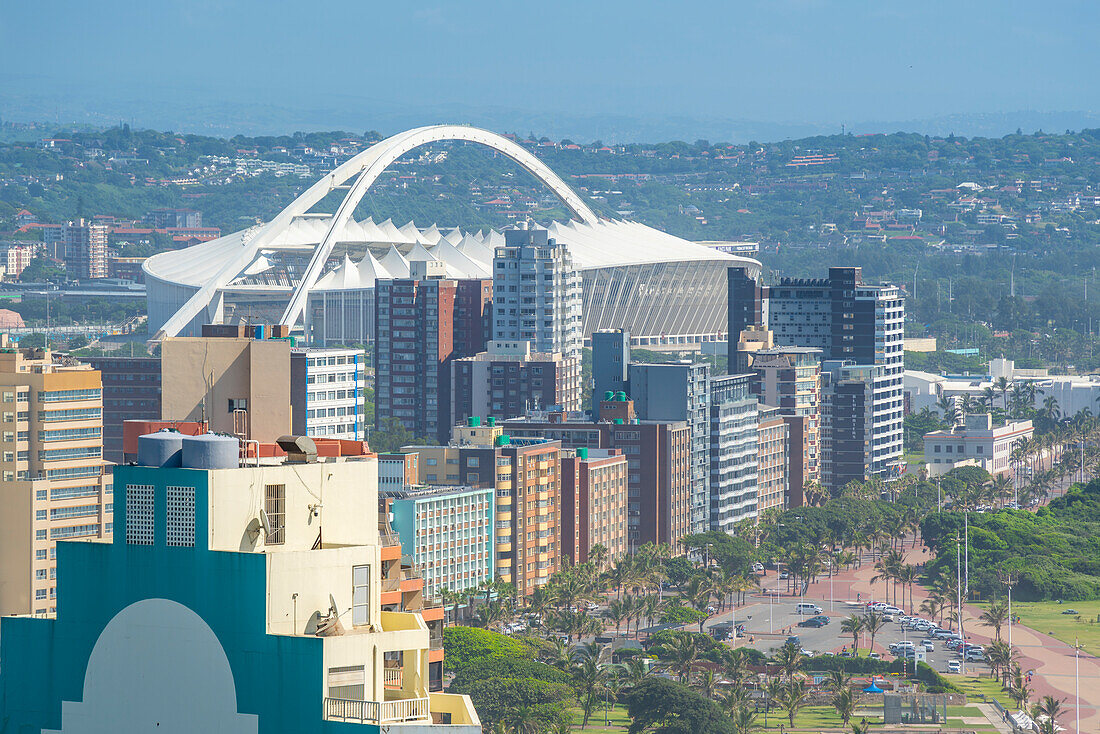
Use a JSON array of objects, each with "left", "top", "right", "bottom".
[{"left": 2, "top": 0, "right": 1098, "bottom": 130}]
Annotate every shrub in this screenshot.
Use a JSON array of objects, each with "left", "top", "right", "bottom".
[{"left": 660, "top": 604, "right": 708, "bottom": 625}]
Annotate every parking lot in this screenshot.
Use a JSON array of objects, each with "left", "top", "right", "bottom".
[{"left": 704, "top": 591, "right": 990, "bottom": 676}]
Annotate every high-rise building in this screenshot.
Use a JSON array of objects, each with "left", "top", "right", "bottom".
[
  {"left": 750, "top": 346, "right": 822, "bottom": 504},
  {"left": 5, "top": 244, "right": 39, "bottom": 280},
  {"left": 384, "top": 484, "right": 495, "bottom": 599},
  {"left": 290, "top": 347, "right": 367, "bottom": 440},
  {"left": 374, "top": 261, "right": 492, "bottom": 442},
  {"left": 503, "top": 399, "right": 692, "bottom": 550},
  {"left": 627, "top": 362, "right": 710, "bottom": 534},
  {"left": 491, "top": 226, "right": 582, "bottom": 410},
  {"left": 820, "top": 360, "right": 880, "bottom": 491},
  {"left": 727, "top": 266, "right": 769, "bottom": 371},
  {"left": 60, "top": 219, "right": 108, "bottom": 280},
  {"left": 450, "top": 340, "right": 579, "bottom": 425},
  {"left": 729, "top": 266, "right": 904, "bottom": 489},
  {"left": 708, "top": 374, "right": 759, "bottom": 532},
  {"left": 0, "top": 433, "right": 482, "bottom": 731},
  {"left": 591, "top": 328, "right": 630, "bottom": 417},
  {"left": 757, "top": 406, "right": 790, "bottom": 513},
  {"left": 560, "top": 448, "right": 629, "bottom": 564},
  {"left": 404, "top": 419, "right": 561, "bottom": 597},
  {"left": 83, "top": 355, "right": 161, "bottom": 464},
  {"left": 0, "top": 343, "right": 111, "bottom": 617},
  {"left": 145, "top": 208, "right": 203, "bottom": 229}
]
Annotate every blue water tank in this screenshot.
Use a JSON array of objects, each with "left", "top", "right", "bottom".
[
  {"left": 181, "top": 433, "right": 240, "bottom": 470},
  {"left": 137, "top": 431, "right": 183, "bottom": 467}
]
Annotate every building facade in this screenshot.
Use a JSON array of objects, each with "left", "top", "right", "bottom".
[
  {"left": 60, "top": 219, "right": 109, "bottom": 280},
  {"left": 374, "top": 263, "right": 492, "bottom": 442},
  {"left": 591, "top": 328, "right": 630, "bottom": 417},
  {"left": 0, "top": 344, "right": 111, "bottom": 617},
  {"left": 291, "top": 347, "right": 367, "bottom": 440},
  {"left": 560, "top": 448, "right": 628, "bottom": 564},
  {"left": 84, "top": 355, "right": 161, "bottom": 464},
  {"left": 385, "top": 484, "right": 495, "bottom": 599},
  {"left": 708, "top": 374, "right": 759, "bottom": 532},
  {"left": 450, "top": 340, "right": 579, "bottom": 425},
  {"left": 757, "top": 406, "right": 790, "bottom": 513},
  {"left": 0, "top": 435, "right": 480, "bottom": 732},
  {"left": 923, "top": 414, "right": 1034, "bottom": 478},
  {"left": 628, "top": 361, "right": 710, "bottom": 533},
  {"left": 821, "top": 361, "right": 878, "bottom": 491}
]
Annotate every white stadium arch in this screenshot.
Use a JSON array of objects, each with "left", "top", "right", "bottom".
[{"left": 146, "top": 124, "right": 760, "bottom": 345}]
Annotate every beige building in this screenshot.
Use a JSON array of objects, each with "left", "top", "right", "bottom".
[
  {"left": 0, "top": 343, "right": 111, "bottom": 617},
  {"left": 161, "top": 333, "right": 292, "bottom": 442},
  {"left": 405, "top": 418, "right": 561, "bottom": 597},
  {"left": 756, "top": 406, "right": 790, "bottom": 513},
  {"left": 107, "top": 434, "right": 478, "bottom": 729},
  {"left": 924, "top": 413, "right": 1034, "bottom": 478}
]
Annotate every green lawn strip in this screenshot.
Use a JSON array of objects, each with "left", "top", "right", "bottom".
[
  {"left": 569, "top": 703, "right": 631, "bottom": 732},
  {"left": 947, "top": 675, "right": 1014, "bottom": 708},
  {"left": 757, "top": 705, "right": 883, "bottom": 730},
  {"left": 974, "top": 599, "right": 1100, "bottom": 652}
]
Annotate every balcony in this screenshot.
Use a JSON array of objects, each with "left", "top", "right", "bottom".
[{"left": 324, "top": 696, "right": 429, "bottom": 724}]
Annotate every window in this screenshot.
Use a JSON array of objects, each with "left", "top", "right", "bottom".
[
  {"left": 35, "top": 589, "right": 46, "bottom": 600},
  {"left": 228, "top": 398, "right": 248, "bottom": 413},
  {"left": 35, "top": 489, "right": 47, "bottom": 501},
  {"left": 327, "top": 665, "right": 365, "bottom": 701},
  {"left": 467, "top": 457, "right": 480, "bottom": 467},
  {"left": 126, "top": 484, "right": 155, "bottom": 545},
  {"left": 35, "top": 569, "right": 47, "bottom": 580},
  {"left": 264, "top": 484, "right": 286, "bottom": 545},
  {"left": 35, "top": 529, "right": 46, "bottom": 541},
  {"left": 352, "top": 565, "right": 370, "bottom": 626},
  {"left": 50, "top": 505, "right": 99, "bottom": 521},
  {"left": 166, "top": 486, "right": 196, "bottom": 547},
  {"left": 35, "top": 509, "right": 46, "bottom": 521},
  {"left": 39, "top": 388, "right": 101, "bottom": 403},
  {"left": 51, "top": 524, "right": 99, "bottom": 540},
  {"left": 933, "top": 445, "right": 941, "bottom": 453}
]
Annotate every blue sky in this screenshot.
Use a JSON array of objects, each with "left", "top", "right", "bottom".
[{"left": 2, "top": 1, "right": 1098, "bottom": 138}]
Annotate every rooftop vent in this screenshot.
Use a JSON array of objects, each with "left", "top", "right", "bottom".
[{"left": 277, "top": 435, "right": 318, "bottom": 463}]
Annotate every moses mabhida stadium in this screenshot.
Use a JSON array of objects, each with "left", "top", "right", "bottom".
[{"left": 146, "top": 125, "right": 760, "bottom": 347}]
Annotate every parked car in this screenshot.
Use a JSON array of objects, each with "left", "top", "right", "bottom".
[
  {"left": 796, "top": 602, "right": 823, "bottom": 615},
  {"left": 923, "top": 639, "right": 935, "bottom": 651},
  {"left": 752, "top": 563, "right": 765, "bottom": 573},
  {"left": 798, "top": 615, "right": 830, "bottom": 628},
  {"left": 948, "top": 660, "right": 961, "bottom": 673},
  {"left": 1062, "top": 608, "right": 1080, "bottom": 615},
  {"left": 868, "top": 652, "right": 881, "bottom": 660}
]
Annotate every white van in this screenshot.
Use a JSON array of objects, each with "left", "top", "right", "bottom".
[{"left": 796, "top": 602, "right": 823, "bottom": 615}]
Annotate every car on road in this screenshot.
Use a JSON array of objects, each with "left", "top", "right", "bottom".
[
  {"left": 882, "top": 613, "right": 895, "bottom": 621},
  {"left": 780, "top": 571, "right": 790, "bottom": 579},
  {"left": 796, "top": 602, "right": 823, "bottom": 615},
  {"left": 786, "top": 635, "right": 801, "bottom": 647},
  {"left": 948, "top": 660, "right": 961, "bottom": 673},
  {"left": 798, "top": 615, "right": 830, "bottom": 628},
  {"left": 868, "top": 652, "right": 881, "bottom": 660},
  {"left": 752, "top": 563, "right": 764, "bottom": 573},
  {"left": 922, "top": 639, "right": 935, "bottom": 651},
  {"left": 883, "top": 606, "right": 903, "bottom": 615}
]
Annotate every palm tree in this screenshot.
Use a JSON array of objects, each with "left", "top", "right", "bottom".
[
  {"left": 572, "top": 655, "right": 609, "bottom": 729},
  {"left": 841, "top": 614, "right": 863, "bottom": 655},
  {"left": 804, "top": 480, "right": 829, "bottom": 507},
  {"left": 832, "top": 687, "right": 856, "bottom": 727},
  {"left": 862, "top": 612, "right": 885, "bottom": 655},
  {"left": 778, "top": 679, "right": 809, "bottom": 728},
  {"left": 772, "top": 640, "right": 805, "bottom": 681},
  {"left": 897, "top": 564, "right": 920, "bottom": 614},
  {"left": 621, "top": 657, "right": 649, "bottom": 689},
  {"left": 980, "top": 600, "right": 1010, "bottom": 641},
  {"left": 1033, "top": 695, "right": 1065, "bottom": 734},
  {"left": 994, "top": 376, "right": 1012, "bottom": 414},
  {"left": 605, "top": 596, "right": 630, "bottom": 636},
  {"left": 1008, "top": 663, "right": 1033, "bottom": 709},
  {"left": 505, "top": 704, "right": 541, "bottom": 734},
  {"left": 730, "top": 706, "right": 761, "bottom": 734},
  {"left": 985, "top": 640, "right": 1017, "bottom": 684},
  {"left": 655, "top": 633, "right": 701, "bottom": 682},
  {"left": 695, "top": 669, "right": 719, "bottom": 700},
  {"left": 851, "top": 718, "right": 872, "bottom": 734},
  {"left": 684, "top": 574, "right": 715, "bottom": 631},
  {"left": 827, "top": 670, "right": 853, "bottom": 694}
]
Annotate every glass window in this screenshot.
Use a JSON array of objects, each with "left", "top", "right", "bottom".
[{"left": 352, "top": 565, "right": 370, "bottom": 626}]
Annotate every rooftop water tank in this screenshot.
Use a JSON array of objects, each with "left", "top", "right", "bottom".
[
  {"left": 137, "top": 431, "right": 183, "bottom": 468},
  {"left": 495, "top": 434, "right": 511, "bottom": 447},
  {"left": 578, "top": 447, "right": 589, "bottom": 460},
  {"left": 604, "top": 390, "right": 614, "bottom": 401},
  {"left": 182, "top": 433, "right": 240, "bottom": 470}
]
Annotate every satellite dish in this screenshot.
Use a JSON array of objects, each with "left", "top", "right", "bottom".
[
  {"left": 259, "top": 507, "right": 272, "bottom": 536},
  {"left": 315, "top": 593, "right": 345, "bottom": 637},
  {"left": 329, "top": 594, "right": 339, "bottom": 617}
]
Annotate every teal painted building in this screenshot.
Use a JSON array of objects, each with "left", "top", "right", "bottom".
[
  {"left": 386, "top": 485, "right": 494, "bottom": 599},
  {"left": 0, "top": 455, "right": 480, "bottom": 733}
]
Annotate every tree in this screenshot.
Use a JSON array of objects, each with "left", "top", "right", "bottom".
[
  {"left": 19, "top": 255, "right": 67, "bottom": 283},
  {"left": 832, "top": 687, "right": 856, "bottom": 727},
  {"left": 771, "top": 640, "right": 805, "bottom": 681},
  {"left": 462, "top": 678, "right": 573, "bottom": 732},
  {"left": 623, "top": 677, "right": 736, "bottom": 734},
  {"left": 1032, "top": 696, "right": 1065, "bottom": 734},
  {"left": 862, "top": 612, "right": 885, "bottom": 655},
  {"left": 369, "top": 416, "right": 435, "bottom": 454},
  {"left": 572, "top": 655, "right": 610, "bottom": 729},
  {"left": 979, "top": 600, "right": 1010, "bottom": 641},
  {"left": 777, "top": 679, "right": 809, "bottom": 728},
  {"left": 730, "top": 706, "right": 760, "bottom": 734},
  {"left": 841, "top": 614, "right": 863, "bottom": 655}
]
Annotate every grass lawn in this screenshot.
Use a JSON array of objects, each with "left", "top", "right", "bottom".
[
  {"left": 569, "top": 703, "right": 631, "bottom": 732},
  {"left": 989, "top": 599, "right": 1100, "bottom": 652},
  {"left": 948, "top": 674, "right": 1014, "bottom": 708}
]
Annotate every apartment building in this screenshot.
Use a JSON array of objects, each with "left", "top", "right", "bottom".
[
  {"left": 0, "top": 344, "right": 111, "bottom": 617},
  {"left": 751, "top": 346, "right": 822, "bottom": 503},
  {"left": 403, "top": 419, "right": 561, "bottom": 597},
  {"left": 503, "top": 398, "right": 692, "bottom": 550},
  {"left": 385, "top": 484, "right": 495, "bottom": 598},
  {"left": 560, "top": 448, "right": 629, "bottom": 565},
  {"left": 450, "top": 340, "right": 579, "bottom": 425},
  {"left": 291, "top": 347, "right": 367, "bottom": 440},
  {"left": 709, "top": 373, "right": 759, "bottom": 532},
  {"left": 375, "top": 261, "right": 492, "bottom": 442},
  {"left": 0, "top": 432, "right": 480, "bottom": 732},
  {"left": 58, "top": 219, "right": 108, "bottom": 279},
  {"left": 491, "top": 226, "right": 582, "bottom": 410},
  {"left": 757, "top": 406, "right": 790, "bottom": 513}
]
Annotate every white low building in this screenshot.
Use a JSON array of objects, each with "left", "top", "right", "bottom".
[{"left": 923, "top": 413, "right": 1033, "bottom": 477}]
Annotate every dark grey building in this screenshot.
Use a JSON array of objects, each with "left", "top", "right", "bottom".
[
  {"left": 83, "top": 355, "right": 161, "bottom": 464},
  {"left": 591, "top": 329, "right": 630, "bottom": 417}
]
